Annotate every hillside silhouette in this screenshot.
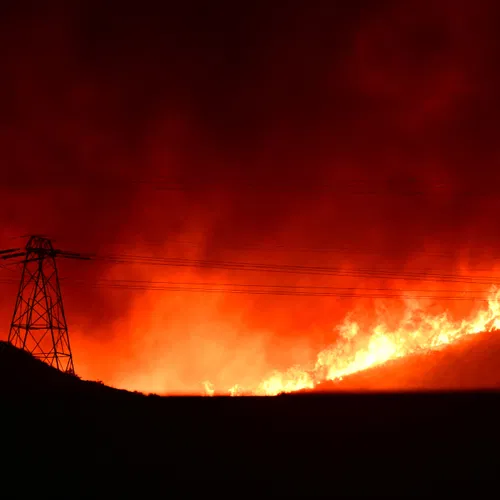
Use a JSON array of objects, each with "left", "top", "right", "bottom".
[{"left": 0, "top": 340, "right": 141, "bottom": 397}]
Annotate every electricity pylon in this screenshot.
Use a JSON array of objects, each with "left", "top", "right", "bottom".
[{"left": 0, "top": 235, "right": 89, "bottom": 374}]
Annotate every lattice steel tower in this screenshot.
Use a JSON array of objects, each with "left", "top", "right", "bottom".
[{"left": 0, "top": 235, "right": 88, "bottom": 374}]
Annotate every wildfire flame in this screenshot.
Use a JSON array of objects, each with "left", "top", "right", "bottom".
[
  {"left": 211, "top": 287, "right": 500, "bottom": 396},
  {"left": 202, "top": 380, "right": 215, "bottom": 396}
]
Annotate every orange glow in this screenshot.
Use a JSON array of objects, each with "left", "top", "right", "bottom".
[
  {"left": 63, "top": 261, "right": 500, "bottom": 396},
  {"left": 244, "top": 287, "right": 500, "bottom": 395}
]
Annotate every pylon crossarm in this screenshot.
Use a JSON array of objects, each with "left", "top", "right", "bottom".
[
  {"left": 23, "top": 257, "right": 47, "bottom": 264},
  {"left": 0, "top": 252, "right": 24, "bottom": 260},
  {"left": 0, "top": 248, "right": 21, "bottom": 255},
  {"left": 55, "top": 250, "right": 93, "bottom": 261}
]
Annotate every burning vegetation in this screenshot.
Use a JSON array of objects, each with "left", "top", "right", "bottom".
[{"left": 200, "top": 287, "right": 500, "bottom": 396}]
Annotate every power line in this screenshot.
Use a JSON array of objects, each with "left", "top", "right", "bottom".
[
  {"left": 87, "top": 253, "right": 500, "bottom": 284},
  {"left": 91, "top": 239, "right": 491, "bottom": 259},
  {"left": 6, "top": 247, "right": 499, "bottom": 284},
  {"left": 0, "top": 262, "right": 17, "bottom": 272},
  {"left": 4, "top": 244, "right": 500, "bottom": 293},
  {"left": 5, "top": 253, "right": 500, "bottom": 287},
  {"left": 0, "top": 274, "right": 495, "bottom": 292},
  {"left": 62, "top": 278, "right": 498, "bottom": 291},
  {"left": 0, "top": 276, "right": 495, "bottom": 301},
  {"left": 9, "top": 231, "right": 493, "bottom": 260},
  {"left": 78, "top": 286, "right": 494, "bottom": 302}
]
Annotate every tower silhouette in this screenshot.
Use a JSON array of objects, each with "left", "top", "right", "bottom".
[{"left": 0, "top": 235, "right": 89, "bottom": 374}]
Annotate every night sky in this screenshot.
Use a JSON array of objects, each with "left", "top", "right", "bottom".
[{"left": 1, "top": 1, "right": 500, "bottom": 394}]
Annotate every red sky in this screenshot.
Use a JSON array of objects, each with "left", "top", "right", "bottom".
[{"left": 1, "top": 1, "right": 500, "bottom": 394}]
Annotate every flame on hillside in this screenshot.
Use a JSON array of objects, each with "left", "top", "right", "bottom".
[{"left": 202, "top": 287, "right": 500, "bottom": 396}]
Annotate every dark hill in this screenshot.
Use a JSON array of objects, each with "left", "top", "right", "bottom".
[
  {"left": 1, "top": 339, "right": 500, "bottom": 495},
  {"left": 0, "top": 340, "right": 137, "bottom": 397},
  {"left": 306, "top": 329, "right": 500, "bottom": 393}
]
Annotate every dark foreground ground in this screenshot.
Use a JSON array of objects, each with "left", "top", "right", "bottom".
[
  {"left": 2, "top": 341, "right": 500, "bottom": 495},
  {"left": 4, "top": 391, "right": 500, "bottom": 495}
]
